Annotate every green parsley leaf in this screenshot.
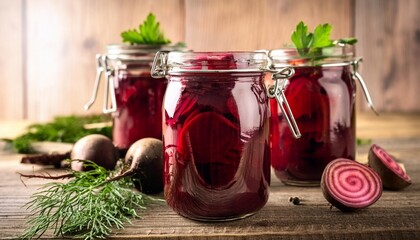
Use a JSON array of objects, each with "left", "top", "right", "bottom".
[
  {"left": 312, "top": 23, "right": 333, "bottom": 48},
  {"left": 291, "top": 21, "right": 313, "bottom": 49},
  {"left": 121, "top": 13, "right": 171, "bottom": 45},
  {"left": 291, "top": 21, "right": 333, "bottom": 56},
  {"left": 291, "top": 21, "right": 357, "bottom": 59},
  {"left": 291, "top": 21, "right": 313, "bottom": 55}
]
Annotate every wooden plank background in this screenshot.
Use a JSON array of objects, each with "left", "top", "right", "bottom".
[
  {"left": 0, "top": 0, "right": 419, "bottom": 122},
  {"left": 355, "top": 0, "right": 420, "bottom": 112},
  {"left": 0, "top": 0, "right": 24, "bottom": 120},
  {"left": 184, "top": 0, "right": 353, "bottom": 51},
  {"left": 25, "top": 0, "right": 185, "bottom": 121}
]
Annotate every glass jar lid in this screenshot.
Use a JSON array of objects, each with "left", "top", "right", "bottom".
[
  {"left": 152, "top": 51, "right": 268, "bottom": 76},
  {"left": 269, "top": 45, "right": 356, "bottom": 67},
  {"left": 105, "top": 44, "right": 185, "bottom": 62}
]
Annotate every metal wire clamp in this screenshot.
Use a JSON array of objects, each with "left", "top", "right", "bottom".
[
  {"left": 267, "top": 67, "right": 301, "bottom": 139},
  {"left": 352, "top": 58, "right": 378, "bottom": 115},
  {"left": 84, "top": 54, "right": 117, "bottom": 113}
]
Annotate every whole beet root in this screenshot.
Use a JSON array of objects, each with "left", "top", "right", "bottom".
[{"left": 70, "top": 134, "right": 118, "bottom": 171}]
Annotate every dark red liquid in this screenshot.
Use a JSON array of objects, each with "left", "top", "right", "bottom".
[
  {"left": 270, "top": 66, "right": 356, "bottom": 184},
  {"left": 163, "top": 73, "right": 270, "bottom": 220},
  {"left": 112, "top": 68, "right": 166, "bottom": 150}
]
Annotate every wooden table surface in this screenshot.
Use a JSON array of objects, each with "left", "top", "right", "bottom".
[{"left": 1, "top": 113, "right": 420, "bottom": 239}]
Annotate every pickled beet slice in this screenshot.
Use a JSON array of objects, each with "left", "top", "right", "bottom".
[
  {"left": 284, "top": 70, "right": 328, "bottom": 119},
  {"left": 178, "top": 111, "right": 242, "bottom": 187},
  {"left": 321, "top": 158, "right": 382, "bottom": 212},
  {"left": 368, "top": 144, "right": 412, "bottom": 190},
  {"left": 166, "top": 93, "right": 199, "bottom": 126},
  {"left": 115, "top": 72, "right": 152, "bottom": 106}
]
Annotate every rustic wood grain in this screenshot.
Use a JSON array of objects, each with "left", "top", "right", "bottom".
[
  {"left": 357, "top": 113, "right": 420, "bottom": 139},
  {"left": 0, "top": 0, "right": 24, "bottom": 120},
  {"left": 1, "top": 114, "right": 420, "bottom": 239},
  {"left": 355, "top": 0, "right": 420, "bottom": 113},
  {"left": 184, "top": 0, "right": 353, "bottom": 51},
  {"left": 25, "top": 0, "right": 185, "bottom": 121}
]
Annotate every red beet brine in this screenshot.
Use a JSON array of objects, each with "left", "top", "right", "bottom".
[
  {"left": 85, "top": 44, "right": 180, "bottom": 151},
  {"left": 152, "top": 51, "right": 272, "bottom": 221},
  {"left": 112, "top": 66, "right": 166, "bottom": 150},
  {"left": 269, "top": 46, "right": 363, "bottom": 186}
]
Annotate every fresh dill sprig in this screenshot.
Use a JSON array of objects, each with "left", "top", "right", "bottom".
[
  {"left": 6, "top": 115, "right": 112, "bottom": 154},
  {"left": 20, "top": 161, "right": 160, "bottom": 240}
]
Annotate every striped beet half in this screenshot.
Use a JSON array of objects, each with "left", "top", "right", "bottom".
[
  {"left": 321, "top": 158, "right": 383, "bottom": 212},
  {"left": 368, "top": 144, "right": 412, "bottom": 190}
]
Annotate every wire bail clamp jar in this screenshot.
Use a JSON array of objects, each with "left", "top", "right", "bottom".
[
  {"left": 151, "top": 50, "right": 299, "bottom": 221},
  {"left": 84, "top": 44, "right": 183, "bottom": 151},
  {"left": 268, "top": 45, "right": 377, "bottom": 186}
]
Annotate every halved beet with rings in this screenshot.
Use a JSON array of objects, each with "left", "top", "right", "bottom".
[
  {"left": 368, "top": 144, "right": 412, "bottom": 191},
  {"left": 321, "top": 158, "right": 383, "bottom": 212}
]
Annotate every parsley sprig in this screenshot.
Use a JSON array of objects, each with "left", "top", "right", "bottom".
[
  {"left": 20, "top": 161, "right": 160, "bottom": 240},
  {"left": 121, "top": 13, "right": 171, "bottom": 45},
  {"left": 291, "top": 21, "right": 357, "bottom": 57}
]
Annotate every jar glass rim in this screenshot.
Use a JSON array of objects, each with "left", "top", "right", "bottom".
[
  {"left": 105, "top": 44, "right": 185, "bottom": 62},
  {"left": 165, "top": 51, "right": 268, "bottom": 72},
  {"left": 269, "top": 45, "right": 356, "bottom": 67}
]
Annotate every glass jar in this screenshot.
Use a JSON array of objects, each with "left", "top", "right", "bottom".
[
  {"left": 85, "top": 44, "right": 181, "bottom": 152},
  {"left": 268, "top": 45, "right": 376, "bottom": 186},
  {"left": 151, "top": 51, "right": 298, "bottom": 221}
]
